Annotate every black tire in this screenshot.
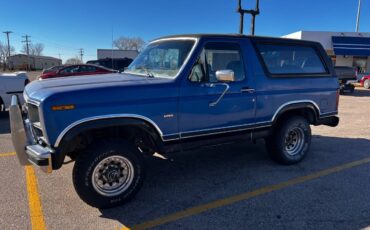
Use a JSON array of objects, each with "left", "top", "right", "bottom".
[
  {"left": 72, "top": 139, "right": 145, "bottom": 209},
  {"left": 265, "top": 116, "right": 311, "bottom": 165},
  {"left": 0, "top": 98, "right": 4, "bottom": 112},
  {"left": 364, "top": 80, "right": 370, "bottom": 89}
]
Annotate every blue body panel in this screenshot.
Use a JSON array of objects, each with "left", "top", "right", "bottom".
[
  {"left": 23, "top": 35, "right": 339, "bottom": 148},
  {"left": 25, "top": 74, "right": 180, "bottom": 145},
  {"left": 178, "top": 38, "right": 256, "bottom": 136}
]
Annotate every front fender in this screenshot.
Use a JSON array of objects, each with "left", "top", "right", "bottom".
[{"left": 53, "top": 117, "right": 164, "bottom": 169}]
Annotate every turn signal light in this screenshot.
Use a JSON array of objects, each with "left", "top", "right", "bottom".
[{"left": 51, "top": 104, "right": 75, "bottom": 111}]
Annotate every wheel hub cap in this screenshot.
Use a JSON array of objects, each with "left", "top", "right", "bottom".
[
  {"left": 284, "top": 127, "right": 305, "bottom": 156},
  {"left": 92, "top": 155, "right": 134, "bottom": 197}
]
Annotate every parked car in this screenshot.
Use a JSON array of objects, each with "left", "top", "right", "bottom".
[
  {"left": 10, "top": 34, "right": 339, "bottom": 208},
  {"left": 87, "top": 58, "right": 133, "bottom": 71},
  {"left": 38, "top": 64, "right": 117, "bottom": 80},
  {"left": 334, "top": 66, "right": 356, "bottom": 94},
  {"left": 0, "top": 72, "right": 29, "bottom": 111},
  {"left": 42, "top": 65, "right": 65, "bottom": 74},
  {"left": 360, "top": 75, "right": 370, "bottom": 89}
]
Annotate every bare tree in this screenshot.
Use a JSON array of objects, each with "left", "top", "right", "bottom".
[
  {"left": 31, "top": 43, "right": 44, "bottom": 56},
  {"left": 0, "top": 41, "right": 15, "bottom": 57},
  {"left": 21, "top": 43, "right": 44, "bottom": 56},
  {"left": 113, "top": 36, "right": 145, "bottom": 51},
  {"left": 0, "top": 42, "right": 15, "bottom": 70},
  {"left": 65, "top": 57, "right": 82, "bottom": 65}
]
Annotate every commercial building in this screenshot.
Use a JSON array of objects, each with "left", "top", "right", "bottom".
[
  {"left": 283, "top": 31, "right": 370, "bottom": 73},
  {"left": 97, "top": 49, "right": 139, "bottom": 60},
  {"left": 8, "top": 54, "right": 62, "bottom": 70}
]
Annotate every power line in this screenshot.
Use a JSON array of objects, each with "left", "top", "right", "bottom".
[
  {"left": 22, "top": 35, "right": 31, "bottom": 70},
  {"left": 3, "top": 31, "right": 13, "bottom": 57},
  {"left": 3, "top": 31, "right": 13, "bottom": 70},
  {"left": 78, "top": 48, "right": 84, "bottom": 63}
]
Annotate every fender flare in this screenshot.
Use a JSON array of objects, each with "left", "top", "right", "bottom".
[
  {"left": 272, "top": 101, "right": 320, "bottom": 125},
  {"left": 53, "top": 116, "right": 165, "bottom": 169}
]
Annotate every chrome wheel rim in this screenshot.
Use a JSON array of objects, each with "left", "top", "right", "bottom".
[
  {"left": 365, "top": 81, "right": 370, "bottom": 89},
  {"left": 92, "top": 155, "right": 134, "bottom": 197},
  {"left": 284, "top": 127, "right": 305, "bottom": 156}
]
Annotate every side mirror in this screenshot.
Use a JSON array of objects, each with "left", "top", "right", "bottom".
[{"left": 215, "top": 70, "right": 235, "bottom": 82}]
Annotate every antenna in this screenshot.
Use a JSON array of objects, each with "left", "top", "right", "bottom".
[{"left": 237, "top": 0, "right": 260, "bottom": 35}]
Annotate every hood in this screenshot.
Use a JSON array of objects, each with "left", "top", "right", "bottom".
[{"left": 24, "top": 73, "right": 172, "bottom": 103}]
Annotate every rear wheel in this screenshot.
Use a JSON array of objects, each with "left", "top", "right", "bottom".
[
  {"left": 364, "top": 79, "right": 370, "bottom": 89},
  {"left": 72, "top": 140, "right": 145, "bottom": 209},
  {"left": 265, "top": 116, "right": 311, "bottom": 165}
]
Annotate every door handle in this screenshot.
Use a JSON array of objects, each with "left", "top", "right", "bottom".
[
  {"left": 207, "top": 83, "right": 230, "bottom": 107},
  {"left": 241, "top": 87, "right": 255, "bottom": 93}
]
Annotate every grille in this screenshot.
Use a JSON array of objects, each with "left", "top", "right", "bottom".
[
  {"left": 27, "top": 103, "right": 44, "bottom": 141},
  {"left": 27, "top": 103, "right": 40, "bottom": 123}
]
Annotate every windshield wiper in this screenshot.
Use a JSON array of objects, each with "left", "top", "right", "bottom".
[{"left": 136, "top": 66, "right": 155, "bottom": 78}]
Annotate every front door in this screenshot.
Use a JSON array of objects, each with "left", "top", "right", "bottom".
[{"left": 179, "top": 41, "right": 256, "bottom": 139}]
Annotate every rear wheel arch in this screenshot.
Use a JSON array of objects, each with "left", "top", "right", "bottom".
[
  {"left": 53, "top": 117, "right": 164, "bottom": 169},
  {"left": 272, "top": 102, "right": 320, "bottom": 127}
]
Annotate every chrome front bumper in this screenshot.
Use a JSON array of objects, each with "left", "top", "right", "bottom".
[{"left": 9, "top": 95, "right": 52, "bottom": 173}]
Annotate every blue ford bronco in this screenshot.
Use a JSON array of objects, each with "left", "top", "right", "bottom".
[{"left": 10, "top": 34, "right": 339, "bottom": 208}]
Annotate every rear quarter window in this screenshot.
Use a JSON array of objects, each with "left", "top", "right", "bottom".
[{"left": 256, "top": 43, "right": 328, "bottom": 76}]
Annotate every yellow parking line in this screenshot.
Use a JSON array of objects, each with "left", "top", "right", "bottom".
[
  {"left": 25, "top": 165, "right": 46, "bottom": 230},
  {"left": 0, "top": 152, "right": 16, "bottom": 157},
  {"left": 132, "top": 156, "right": 370, "bottom": 230},
  {"left": 120, "top": 225, "right": 131, "bottom": 230}
]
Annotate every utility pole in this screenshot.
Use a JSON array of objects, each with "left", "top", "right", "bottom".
[
  {"left": 79, "top": 48, "right": 84, "bottom": 63},
  {"left": 3, "top": 31, "right": 13, "bottom": 70},
  {"left": 237, "top": 0, "right": 260, "bottom": 35},
  {"left": 356, "top": 0, "right": 362, "bottom": 32},
  {"left": 22, "top": 35, "right": 31, "bottom": 70}
]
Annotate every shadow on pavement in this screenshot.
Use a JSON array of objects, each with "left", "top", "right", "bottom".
[
  {"left": 342, "top": 88, "right": 370, "bottom": 97},
  {"left": 98, "top": 135, "right": 370, "bottom": 229},
  {"left": 0, "top": 112, "right": 10, "bottom": 134}
]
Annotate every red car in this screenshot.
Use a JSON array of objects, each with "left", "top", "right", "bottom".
[
  {"left": 39, "top": 64, "right": 117, "bottom": 80},
  {"left": 360, "top": 75, "right": 370, "bottom": 89}
]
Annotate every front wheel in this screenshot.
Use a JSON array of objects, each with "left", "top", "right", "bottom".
[
  {"left": 72, "top": 140, "right": 145, "bottom": 209},
  {"left": 0, "top": 99, "right": 4, "bottom": 112},
  {"left": 265, "top": 116, "right": 311, "bottom": 165}
]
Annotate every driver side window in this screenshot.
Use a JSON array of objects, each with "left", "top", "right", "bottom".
[{"left": 189, "top": 42, "right": 245, "bottom": 83}]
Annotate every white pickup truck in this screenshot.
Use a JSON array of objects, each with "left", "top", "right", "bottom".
[{"left": 0, "top": 72, "right": 29, "bottom": 111}]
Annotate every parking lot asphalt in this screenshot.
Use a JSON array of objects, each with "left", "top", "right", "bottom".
[{"left": 0, "top": 89, "right": 370, "bottom": 230}]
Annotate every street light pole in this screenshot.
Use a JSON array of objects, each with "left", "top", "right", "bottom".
[
  {"left": 237, "top": 0, "right": 260, "bottom": 35},
  {"left": 356, "top": 0, "right": 361, "bottom": 32}
]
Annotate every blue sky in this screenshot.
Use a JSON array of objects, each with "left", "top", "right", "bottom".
[{"left": 0, "top": 0, "right": 369, "bottom": 62}]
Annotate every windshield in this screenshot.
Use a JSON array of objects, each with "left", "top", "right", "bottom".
[{"left": 125, "top": 39, "right": 195, "bottom": 78}]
